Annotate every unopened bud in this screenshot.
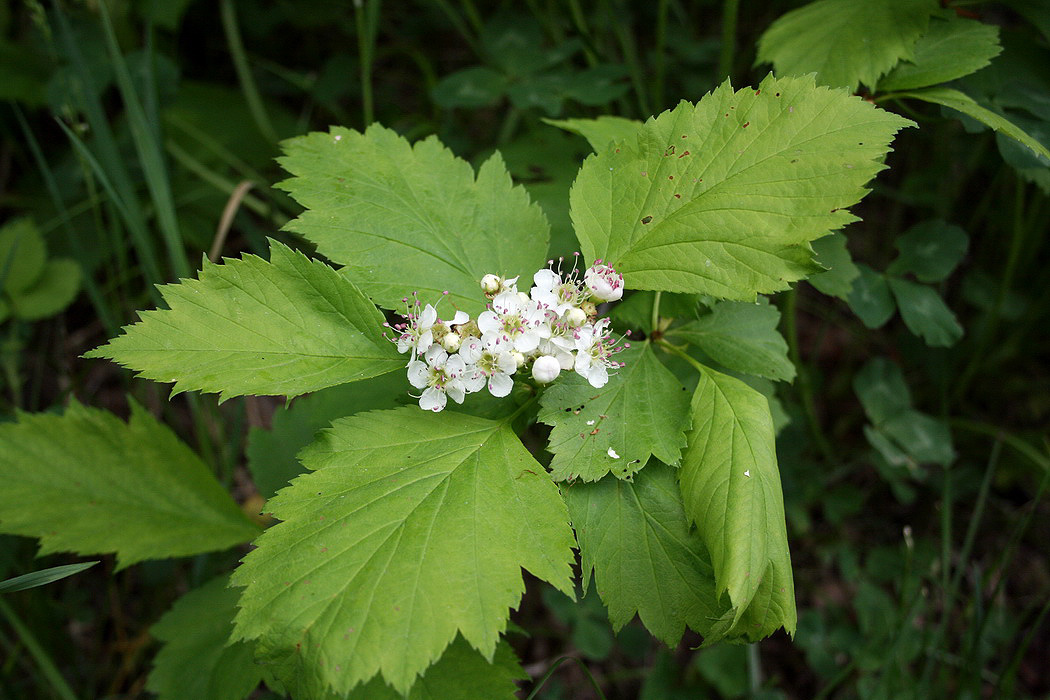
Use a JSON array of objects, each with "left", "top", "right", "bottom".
[
  {"left": 511, "top": 351, "right": 526, "bottom": 368},
  {"left": 481, "top": 274, "right": 501, "bottom": 295},
  {"left": 581, "top": 301, "right": 597, "bottom": 319},
  {"left": 585, "top": 263, "right": 624, "bottom": 302},
  {"left": 532, "top": 355, "right": 561, "bottom": 383},
  {"left": 565, "top": 307, "right": 587, "bottom": 328},
  {"left": 441, "top": 332, "right": 461, "bottom": 353}
]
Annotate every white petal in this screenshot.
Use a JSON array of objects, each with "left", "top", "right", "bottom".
[
  {"left": 420, "top": 304, "right": 438, "bottom": 328},
  {"left": 488, "top": 372, "right": 513, "bottom": 397},
  {"left": 533, "top": 268, "right": 560, "bottom": 290},
  {"left": 407, "top": 361, "right": 429, "bottom": 388},
  {"left": 416, "top": 329, "right": 434, "bottom": 353},
  {"left": 419, "top": 387, "right": 446, "bottom": 411},
  {"left": 514, "top": 331, "right": 540, "bottom": 353},
  {"left": 460, "top": 338, "right": 483, "bottom": 364},
  {"left": 478, "top": 310, "right": 502, "bottom": 335},
  {"left": 492, "top": 291, "right": 519, "bottom": 315},
  {"left": 586, "top": 365, "right": 609, "bottom": 388},
  {"left": 445, "top": 383, "right": 465, "bottom": 404},
  {"left": 424, "top": 345, "right": 448, "bottom": 365},
  {"left": 448, "top": 310, "right": 469, "bottom": 326}
]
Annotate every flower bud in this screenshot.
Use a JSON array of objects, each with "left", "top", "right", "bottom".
[
  {"left": 440, "top": 332, "right": 461, "bottom": 353},
  {"left": 481, "top": 274, "right": 501, "bottom": 295},
  {"left": 532, "top": 355, "right": 561, "bottom": 383},
  {"left": 565, "top": 307, "right": 587, "bottom": 328},
  {"left": 585, "top": 263, "right": 624, "bottom": 302},
  {"left": 581, "top": 301, "right": 597, "bottom": 319},
  {"left": 511, "top": 350, "right": 526, "bottom": 368}
]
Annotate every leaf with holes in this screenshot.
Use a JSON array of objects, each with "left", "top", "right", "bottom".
[
  {"left": 230, "top": 407, "right": 575, "bottom": 695},
  {"left": 86, "top": 240, "right": 403, "bottom": 401},
  {"left": 537, "top": 344, "right": 691, "bottom": 482},
  {"left": 569, "top": 74, "right": 912, "bottom": 300},
  {"left": 679, "top": 365, "right": 795, "bottom": 637},
  {"left": 277, "top": 124, "right": 549, "bottom": 315}
]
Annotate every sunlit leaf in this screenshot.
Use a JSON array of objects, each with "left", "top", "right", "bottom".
[
  {"left": 570, "top": 74, "right": 912, "bottom": 300},
  {"left": 231, "top": 408, "right": 575, "bottom": 695}
]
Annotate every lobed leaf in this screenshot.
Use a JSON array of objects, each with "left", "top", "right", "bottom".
[
  {"left": 147, "top": 576, "right": 266, "bottom": 700},
  {"left": 678, "top": 365, "right": 795, "bottom": 637},
  {"left": 231, "top": 407, "right": 575, "bottom": 695},
  {"left": 0, "top": 401, "right": 260, "bottom": 569},
  {"left": 537, "top": 344, "right": 691, "bottom": 482},
  {"left": 878, "top": 13, "right": 1002, "bottom": 92},
  {"left": 544, "top": 115, "right": 642, "bottom": 151},
  {"left": 669, "top": 299, "right": 795, "bottom": 382},
  {"left": 565, "top": 462, "right": 729, "bottom": 646},
  {"left": 756, "top": 0, "right": 935, "bottom": 92},
  {"left": 277, "top": 124, "right": 549, "bottom": 315},
  {"left": 569, "top": 74, "right": 913, "bottom": 300},
  {"left": 86, "top": 240, "right": 403, "bottom": 402}
]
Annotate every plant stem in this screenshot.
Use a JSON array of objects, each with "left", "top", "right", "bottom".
[
  {"left": 354, "top": 0, "right": 382, "bottom": 126},
  {"left": 782, "top": 288, "right": 836, "bottom": 463},
  {"left": 650, "top": 291, "right": 662, "bottom": 336},
  {"left": 719, "top": 0, "right": 740, "bottom": 81},
  {"left": 220, "top": 0, "right": 278, "bottom": 143},
  {"left": 0, "top": 598, "right": 78, "bottom": 700}
]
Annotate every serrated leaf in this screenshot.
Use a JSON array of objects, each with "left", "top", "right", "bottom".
[
  {"left": 756, "top": 0, "right": 935, "bottom": 92},
  {"left": 669, "top": 299, "right": 795, "bottom": 382},
  {"left": 0, "top": 401, "right": 260, "bottom": 569},
  {"left": 565, "top": 462, "right": 727, "bottom": 646},
  {"left": 538, "top": 344, "right": 690, "bottom": 482},
  {"left": 231, "top": 407, "right": 575, "bottom": 695},
  {"left": 853, "top": 357, "right": 911, "bottom": 425},
  {"left": 808, "top": 233, "right": 859, "bottom": 299},
  {"left": 569, "top": 74, "right": 912, "bottom": 300},
  {"left": 9, "top": 258, "right": 81, "bottom": 320},
  {"left": 544, "top": 115, "right": 642, "bottom": 151},
  {"left": 344, "top": 637, "right": 525, "bottom": 700},
  {"left": 247, "top": 374, "right": 407, "bottom": 500},
  {"left": 890, "top": 87, "right": 1050, "bottom": 161},
  {"left": 887, "top": 219, "right": 968, "bottom": 282},
  {"left": 888, "top": 277, "right": 963, "bottom": 347},
  {"left": 0, "top": 217, "right": 46, "bottom": 295},
  {"left": 679, "top": 365, "right": 796, "bottom": 637},
  {"left": 86, "top": 240, "right": 403, "bottom": 402},
  {"left": 878, "top": 13, "right": 1002, "bottom": 92},
  {"left": 147, "top": 575, "right": 266, "bottom": 700},
  {"left": 848, "top": 264, "right": 896, "bottom": 328},
  {"left": 277, "top": 124, "right": 550, "bottom": 315}
]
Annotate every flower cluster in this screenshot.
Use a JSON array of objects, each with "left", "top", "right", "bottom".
[{"left": 386, "top": 257, "right": 628, "bottom": 411}]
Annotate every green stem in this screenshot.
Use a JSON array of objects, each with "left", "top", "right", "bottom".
[
  {"left": 949, "top": 419, "right": 1050, "bottom": 475},
  {"left": 657, "top": 337, "right": 706, "bottom": 374},
  {"left": 783, "top": 289, "right": 836, "bottom": 463},
  {"left": 354, "top": 0, "right": 382, "bottom": 126},
  {"left": 220, "top": 0, "right": 278, "bottom": 143},
  {"left": 0, "top": 598, "right": 78, "bottom": 700},
  {"left": 525, "top": 656, "right": 607, "bottom": 700},
  {"left": 747, "top": 643, "right": 763, "bottom": 693},
  {"left": 650, "top": 291, "right": 662, "bottom": 336},
  {"left": 653, "top": 0, "right": 669, "bottom": 110},
  {"left": 719, "top": 0, "right": 740, "bottom": 81}
]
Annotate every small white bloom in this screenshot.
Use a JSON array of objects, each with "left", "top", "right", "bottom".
[
  {"left": 407, "top": 345, "right": 466, "bottom": 411},
  {"left": 395, "top": 302, "right": 438, "bottom": 356},
  {"left": 573, "top": 318, "right": 625, "bottom": 388},
  {"left": 532, "top": 355, "right": 561, "bottom": 383},
  {"left": 585, "top": 262, "right": 624, "bottom": 302},
  {"left": 478, "top": 291, "right": 551, "bottom": 353},
  {"left": 460, "top": 334, "right": 518, "bottom": 397}
]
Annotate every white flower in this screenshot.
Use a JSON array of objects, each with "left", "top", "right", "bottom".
[
  {"left": 585, "top": 262, "right": 624, "bottom": 302},
  {"left": 573, "top": 318, "right": 624, "bottom": 388},
  {"left": 480, "top": 273, "right": 519, "bottom": 296},
  {"left": 407, "top": 345, "right": 466, "bottom": 411},
  {"left": 530, "top": 266, "right": 587, "bottom": 316},
  {"left": 478, "top": 291, "right": 551, "bottom": 353},
  {"left": 395, "top": 302, "right": 438, "bottom": 356},
  {"left": 532, "top": 355, "right": 561, "bottom": 383},
  {"left": 459, "top": 334, "right": 518, "bottom": 397}
]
